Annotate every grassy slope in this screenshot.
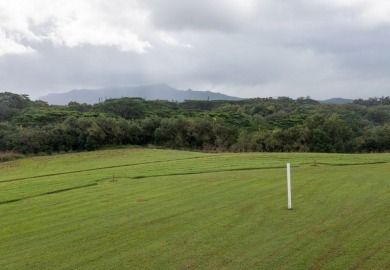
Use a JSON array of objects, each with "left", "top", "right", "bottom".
[{"left": 0, "top": 149, "right": 389, "bottom": 269}]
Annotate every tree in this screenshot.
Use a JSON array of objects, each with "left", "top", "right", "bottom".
[
  {"left": 139, "top": 116, "right": 162, "bottom": 144},
  {"left": 97, "top": 98, "right": 146, "bottom": 119},
  {"left": 0, "top": 92, "right": 31, "bottom": 109},
  {"left": 154, "top": 117, "right": 190, "bottom": 148},
  {"left": 0, "top": 103, "right": 13, "bottom": 121},
  {"left": 0, "top": 92, "right": 31, "bottom": 121},
  {"left": 186, "top": 117, "right": 215, "bottom": 148},
  {"left": 323, "top": 114, "right": 355, "bottom": 152},
  {"left": 367, "top": 108, "right": 389, "bottom": 125},
  {"left": 3, "top": 127, "right": 50, "bottom": 154}
]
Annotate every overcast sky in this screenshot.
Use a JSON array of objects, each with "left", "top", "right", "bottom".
[{"left": 0, "top": 0, "right": 389, "bottom": 100}]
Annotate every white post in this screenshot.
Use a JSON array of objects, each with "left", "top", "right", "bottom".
[{"left": 287, "top": 163, "right": 292, "bottom": 210}]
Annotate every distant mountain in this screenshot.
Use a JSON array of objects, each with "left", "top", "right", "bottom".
[
  {"left": 39, "top": 84, "right": 242, "bottom": 105},
  {"left": 320, "top": 98, "right": 353, "bottom": 104}
]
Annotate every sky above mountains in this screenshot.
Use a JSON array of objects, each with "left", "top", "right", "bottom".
[{"left": 1, "top": 0, "right": 389, "bottom": 100}]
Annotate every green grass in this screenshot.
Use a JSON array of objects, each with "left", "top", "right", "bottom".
[{"left": 0, "top": 148, "right": 389, "bottom": 269}]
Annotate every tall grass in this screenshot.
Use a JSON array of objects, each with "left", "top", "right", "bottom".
[{"left": 0, "top": 152, "right": 24, "bottom": 162}]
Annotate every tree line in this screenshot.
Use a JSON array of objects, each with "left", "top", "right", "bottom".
[{"left": 1, "top": 92, "right": 390, "bottom": 155}]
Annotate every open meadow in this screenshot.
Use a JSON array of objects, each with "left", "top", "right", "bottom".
[{"left": 0, "top": 148, "right": 389, "bottom": 269}]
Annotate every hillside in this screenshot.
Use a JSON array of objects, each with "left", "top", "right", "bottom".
[
  {"left": 38, "top": 84, "right": 242, "bottom": 105},
  {"left": 0, "top": 149, "right": 389, "bottom": 269}
]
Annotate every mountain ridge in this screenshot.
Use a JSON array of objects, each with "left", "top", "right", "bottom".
[
  {"left": 39, "top": 84, "right": 242, "bottom": 105},
  {"left": 320, "top": 98, "right": 353, "bottom": 104}
]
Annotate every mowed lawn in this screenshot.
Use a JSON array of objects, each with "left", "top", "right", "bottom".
[{"left": 0, "top": 149, "right": 389, "bottom": 269}]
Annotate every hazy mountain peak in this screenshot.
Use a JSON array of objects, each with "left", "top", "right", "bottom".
[
  {"left": 39, "top": 84, "right": 242, "bottom": 105},
  {"left": 320, "top": 98, "right": 353, "bottom": 104}
]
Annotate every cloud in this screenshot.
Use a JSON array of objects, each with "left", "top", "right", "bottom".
[
  {"left": 159, "top": 32, "right": 193, "bottom": 48},
  {"left": 0, "top": 30, "right": 35, "bottom": 56},
  {"left": 0, "top": 0, "right": 153, "bottom": 55},
  {"left": 142, "top": 0, "right": 256, "bottom": 32},
  {"left": 317, "top": 0, "right": 390, "bottom": 27},
  {"left": 0, "top": 0, "right": 389, "bottom": 100}
]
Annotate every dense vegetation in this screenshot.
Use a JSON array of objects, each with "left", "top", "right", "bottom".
[{"left": 1, "top": 92, "right": 390, "bottom": 154}]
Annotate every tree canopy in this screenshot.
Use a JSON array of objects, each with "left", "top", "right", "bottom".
[{"left": 1, "top": 92, "right": 389, "bottom": 154}]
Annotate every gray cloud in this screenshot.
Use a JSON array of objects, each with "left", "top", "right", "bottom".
[
  {"left": 142, "top": 0, "right": 253, "bottom": 32},
  {"left": 0, "top": 0, "right": 389, "bottom": 100}
]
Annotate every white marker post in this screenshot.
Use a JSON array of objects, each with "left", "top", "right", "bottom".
[{"left": 287, "top": 163, "right": 292, "bottom": 210}]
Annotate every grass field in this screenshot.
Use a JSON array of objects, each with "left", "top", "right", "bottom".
[{"left": 0, "top": 148, "right": 389, "bottom": 269}]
